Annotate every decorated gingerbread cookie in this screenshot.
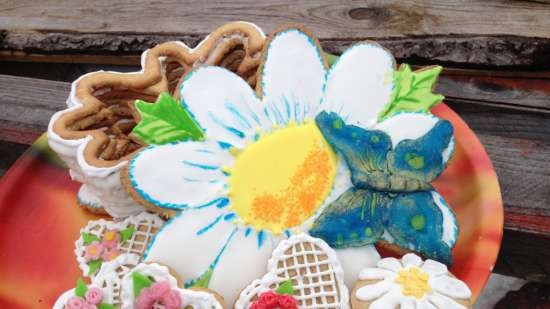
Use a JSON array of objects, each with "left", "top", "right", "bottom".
[
  {"left": 234, "top": 234, "right": 349, "bottom": 309},
  {"left": 47, "top": 21, "right": 267, "bottom": 218},
  {"left": 120, "top": 23, "right": 456, "bottom": 304},
  {"left": 120, "top": 262, "right": 226, "bottom": 309},
  {"left": 75, "top": 212, "right": 164, "bottom": 277},
  {"left": 53, "top": 278, "right": 118, "bottom": 309},
  {"left": 351, "top": 253, "right": 472, "bottom": 309}
]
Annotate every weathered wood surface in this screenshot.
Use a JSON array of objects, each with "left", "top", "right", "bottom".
[{"left": 1, "top": 0, "right": 550, "bottom": 67}]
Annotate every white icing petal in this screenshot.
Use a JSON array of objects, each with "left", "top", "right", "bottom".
[
  {"left": 401, "top": 253, "right": 423, "bottom": 268},
  {"left": 129, "top": 141, "right": 232, "bottom": 209},
  {"left": 421, "top": 259, "right": 449, "bottom": 277},
  {"left": 337, "top": 246, "right": 381, "bottom": 287},
  {"left": 355, "top": 280, "right": 392, "bottom": 301},
  {"left": 428, "top": 293, "right": 469, "bottom": 309},
  {"left": 358, "top": 268, "right": 395, "bottom": 281},
  {"left": 208, "top": 229, "right": 277, "bottom": 306},
  {"left": 400, "top": 298, "right": 415, "bottom": 309},
  {"left": 431, "top": 191, "right": 459, "bottom": 246},
  {"left": 442, "top": 137, "right": 455, "bottom": 164},
  {"left": 431, "top": 275, "right": 472, "bottom": 299},
  {"left": 144, "top": 206, "right": 235, "bottom": 282},
  {"left": 419, "top": 298, "right": 438, "bottom": 309},
  {"left": 180, "top": 66, "right": 270, "bottom": 147},
  {"left": 322, "top": 43, "right": 395, "bottom": 128},
  {"left": 377, "top": 257, "right": 403, "bottom": 272},
  {"left": 261, "top": 29, "right": 326, "bottom": 124},
  {"left": 374, "top": 113, "right": 441, "bottom": 148},
  {"left": 369, "top": 290, "right": 402, "bottom": 309}
]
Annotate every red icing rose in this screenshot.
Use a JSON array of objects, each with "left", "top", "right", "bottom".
[{"left": 250, "top": 291, "right": 298, "bottom": 309}]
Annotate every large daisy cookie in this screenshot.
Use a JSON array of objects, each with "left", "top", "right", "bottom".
[
  {"left": 351, "top": 253, "right": 472, "bottom": 309},
  {"left": 122, "top": 24, "right": 457, "bottom": 304}
]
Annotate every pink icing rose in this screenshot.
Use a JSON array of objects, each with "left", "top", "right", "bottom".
[
  {"left": 135, "top": 281, "right": 181, "bottom": 309},
  {"left": 135, "top": 288, "right": 156, "bottom": 309},
  {"left": 66, "top": 296, "right": 85, "bottom": 309},
  {"left": 82, "top": 304, "right": 97, "bottom": 309},
  {"left": 84, "top": 287, "right": 103, "bottom": 305},
  {"left": 83, "top": 241, "right": 104, "bottom": 262},
  {"left": 101, "top": 248, "right": 121, "bottom": 262},
  {"left": 101, "top": 229, "right": 120, "bottom": 249},
  {"left": 161, "top": 289, "right": 181, "bottom": 309}
]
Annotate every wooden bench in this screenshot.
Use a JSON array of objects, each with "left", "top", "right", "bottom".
[{"left": 1, "top": 0, "right": 550, "bottom": 284}]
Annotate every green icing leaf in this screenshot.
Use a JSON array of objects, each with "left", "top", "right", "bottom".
[
  {"left": 87, "top": 260, "right": 102, "bottom": 276},
  {"left": 325, "top": 53, "right": 338, "bottom": 68},
  {"left": 378, "top": 64, "right": 444, "bottom": 122},
  {"left": 82, "top": 233, "right": 101, "bottom": 245},
  {"left": 275, "top": 279, "right": 295, "bottom": 295},
  {"left": 120, "top": 226, "right": 135, "bottom": 243},
  {"left": 98, "top": 304, "right": 117, "bottom": 309},
  {"left": 75, "top": 278, "right": 88, "bottom": 298},
  {"left": 132, "top": 92, "right": 205, "bottom": 145},
  {"left": 191, "top": 267, "right": 213, "bottom": 288},
  {"left": 132, "top": 271, "right": 153, "bottom": 298}
]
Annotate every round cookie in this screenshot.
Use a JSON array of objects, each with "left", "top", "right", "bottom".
[{"left": 351, "top": 253, "right": 472, "bottom": 309}]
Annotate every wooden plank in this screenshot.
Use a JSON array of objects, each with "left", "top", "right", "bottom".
[
  {"left": 1, "top": 1, "right": 550, "bottom": 67},
  {"left": 494, "top": 229, "right": 550, "bottom": 282}
]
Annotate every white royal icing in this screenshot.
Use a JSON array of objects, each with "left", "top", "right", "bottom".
[
  {"left": 355, "top": 253, "right": 471, "bottom": 309},
  {"left": 322, "top": 43, "right": 395, "bottom": 128},
  {"left": 235, "top": 234, "right": 349, "bottom": 309},
  {"left": 129, "top": 141, "right": 232, "bottom": 209}
]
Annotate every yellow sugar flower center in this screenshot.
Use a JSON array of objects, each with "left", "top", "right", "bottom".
[
  {"left": 228, "top": 122, "right": 337, "bottom": 234},
  {"left": 395, "top": 267, "right": 433, "bottom": 299},
  {"left": 104, "top": 231, "right": 117, "bottom": 241}
]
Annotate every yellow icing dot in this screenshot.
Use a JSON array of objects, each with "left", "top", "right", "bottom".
[
  {"left": 228, "top": 122, "right": 337, "bottom": 234},
  {"left": 104, "top": 230, "right": 117, "bottom": 242},
  {"left": 395, "top": 267, "right": 433, "bottom": 299}
]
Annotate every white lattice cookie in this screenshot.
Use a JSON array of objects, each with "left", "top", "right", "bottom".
[
  {"left": 234, "top": 234, "right": 349, "bottom": 309},
  {"left": 75, "top": 212, "right": 164, "bottom": 278},
  {"left": 120, "top": 262, "right": 226, "bottom": 309},
  {"left": 351, "top": 253, "right": 472, "bottom": 309},
  {"left": 53, "top": 277, "right": 118, "bottom": 309}
]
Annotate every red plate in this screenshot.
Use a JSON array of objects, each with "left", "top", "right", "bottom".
[{"left": 0, "top": 103, "right": 502, "bottom": 308}]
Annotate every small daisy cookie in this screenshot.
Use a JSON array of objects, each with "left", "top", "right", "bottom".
[{"left": 351, "top": 253, "right": 472, "bottom": 309}]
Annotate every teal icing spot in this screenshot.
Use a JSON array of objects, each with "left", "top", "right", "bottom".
[
  {"left": 223, "top": 212, "right": 236, "bottom": 221},
  {"left": 217, "top": 141, "right": 233, "bottom": 149},
  {"left": 182, "top": 161, "right": 219, "bottom": 170},
  {"left": 225, "top": 100, "right": 252, "bottom": 129},
  {"left": 244, "top": 227, "right": 252, "bottom": 238},
  {"left": 196, "top": 214, "right": 224, "bottom": 235},
  {"left": 257, "top": 230, "right": 265, "bottom": 248}
]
